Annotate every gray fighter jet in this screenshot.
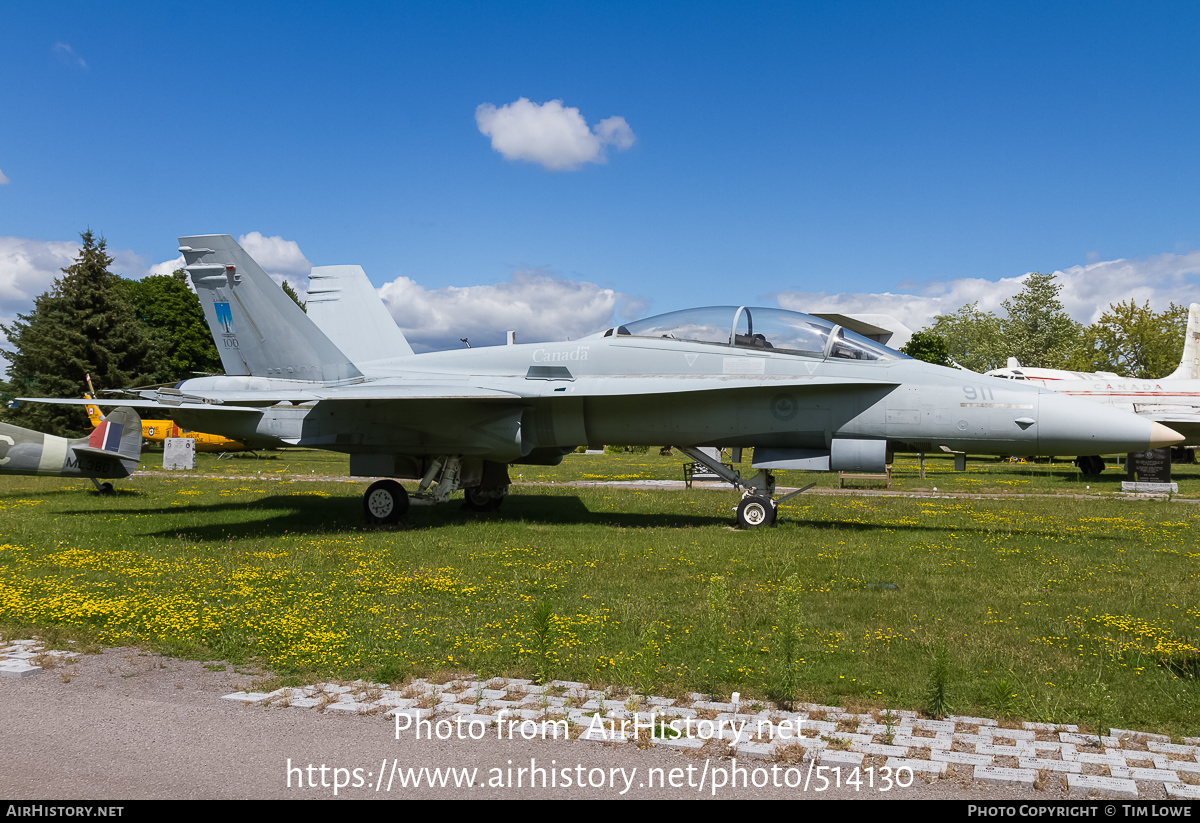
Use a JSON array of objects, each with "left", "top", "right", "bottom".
[
  {"left": 35, "top": 235, "right": 1182, "bottom": 527},
  {"left": 0, "top": 407, "right": 142, "bottom": 492}
]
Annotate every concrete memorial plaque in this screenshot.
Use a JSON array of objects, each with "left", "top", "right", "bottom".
[{"left": 164, "top": 437, "right": 196, "bottom": 470}]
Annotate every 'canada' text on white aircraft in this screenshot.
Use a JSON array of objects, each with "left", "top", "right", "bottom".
[{"left": 986, "top": 303, "right": 1200, "bottom": 474}]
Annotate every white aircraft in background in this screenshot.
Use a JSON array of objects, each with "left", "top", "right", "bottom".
[{"left": 986, "top": 303, "right": 1200, "bottom": 474}]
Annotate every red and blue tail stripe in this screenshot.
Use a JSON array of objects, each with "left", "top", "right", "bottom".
[{"left": 88, "top": 421, "right": 124, "bottom": 452}]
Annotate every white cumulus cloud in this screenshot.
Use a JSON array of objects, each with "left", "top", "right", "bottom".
[
  {"left": 378, "top": 267, "right": 645, "bottom": 352},
  {"left": 0, "top": 237, "right": 81, "bottom": 320},
  {"left": 475, "top": 98, "right": 635, "bottom": 171},
  {"left": 236, "top": 231, "right": 312, "bottom": 296},
  {"left": 774, "top": 250, "right": 1200, "bottom": 334},
  {"left": 147, "top": 255, "right": 185, "bottom": 278},
  {"left": 0, "top": 169, "right": 9, "bottom": 185}
]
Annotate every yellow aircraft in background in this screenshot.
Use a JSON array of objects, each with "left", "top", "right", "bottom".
[
  {"left": 84, "top": 395, "right": 249, "bottom": 453},
  {"left": 85, "top": 376, "right": 249, "bottom": 453}
]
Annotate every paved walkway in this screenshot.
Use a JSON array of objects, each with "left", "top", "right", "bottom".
[{"left": 5, "top": 637, "right": 1198, "bottom": 800}]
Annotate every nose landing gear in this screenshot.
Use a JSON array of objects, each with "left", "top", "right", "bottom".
[
  {"left": 678, "top": 446, "right": 812, "bottom": 529},
  {"left": 736, "top": 494, "right": 775, "bottom": 528}
]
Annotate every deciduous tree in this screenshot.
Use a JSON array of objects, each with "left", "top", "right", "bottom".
[
  {"left": 1067, "top": 300, "right": 1187, "bottom": 378},
  {"left": 1000, "top": 273, "right": 1081, "bottom": 369},
  {"left": 923, "top": 302, "right": 1005, "bottom": 372},
  {"left": 119, "top": 269, "right": 222, "bottom": 381},
  {"left": 899, "top": 330, "right": 952, "bottom": 366}
]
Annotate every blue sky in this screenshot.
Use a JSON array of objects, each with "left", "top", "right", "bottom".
[{"left": 4, "top": 1, "right": 1200, "bottom": 351}]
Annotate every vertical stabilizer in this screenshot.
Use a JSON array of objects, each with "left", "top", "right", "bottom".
[
  {"left": 1165, "top": 303, "right": 1200, "bottom": 380},
  {"left": 307, "top": 265, "right": 415, "bottom": 365},
  {"left": 75, "top": 406, "right": 143, "bottom": 476},
  {"left": 179, "top": 235, "right": 362, "bottom": 381},
  {"left": 95, "top": 406, "right": 144, "bottom": 465}
]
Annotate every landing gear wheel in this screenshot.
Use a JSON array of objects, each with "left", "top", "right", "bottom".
[
  {"left": 91, "top": 480, "right": 114, "bottom": 495},
  {"left": 1076, "top": 455, "right": 1105, "bottom": 476},
  {"left": 364, "top": 479, "right": 409, "bottom": 524},
  {"left": 462, "top": 486, "right": 505, "bottom": 512},
  {"left": 736, "top": 495, "right": 775, "bottom": 529}
]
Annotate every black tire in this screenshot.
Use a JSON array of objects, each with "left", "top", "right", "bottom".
[
  {"left": 736, "top": 495, "right": 775, "bottom": 529},
  {"left": 462, "top": 486, "right": 505, "bottom": 512},
  {"left": 1077, "top": 455, "right": 1105, "bottom": 476},
  {"left": 97, "top": 482, "right": 114, "bottom": 495},
  {"left": 363, "top": 479, "right": 409, "bottom": 524}
]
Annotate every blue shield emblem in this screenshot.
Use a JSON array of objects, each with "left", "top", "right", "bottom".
[{"left": 214, "top": 302, "right": 234, "bottom": 335}]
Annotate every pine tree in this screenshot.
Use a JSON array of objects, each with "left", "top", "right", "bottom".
[
  {"left": 280, "top": 279, "right": 307, "bottom": 313},
  {"left": 0, "top": 231, "right": 156, "bottom": 436}
]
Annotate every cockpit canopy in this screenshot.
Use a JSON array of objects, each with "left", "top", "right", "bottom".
[{"left": 598, "top": 306, "right": 906, "bottom": 362}]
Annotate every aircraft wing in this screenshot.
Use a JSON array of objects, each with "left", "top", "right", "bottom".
[
  {"left": 1129, "top": 406, "right": 1200, "bottom": 443},
  {"left": 18, "top": 397, "right": 268, "bottom": 413},
  {"left": 162, "top": 385, "right": 526, "bottom": 403},
  {"left": 25, "top": 373, "right": 896, "bottom": 409}
]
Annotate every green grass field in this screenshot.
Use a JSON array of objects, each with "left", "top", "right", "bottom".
[{"left": 1, "top": 447, "right": 1197, "bottom": 738}]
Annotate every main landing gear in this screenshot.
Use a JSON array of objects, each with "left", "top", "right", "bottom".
[
  {"left": 678, "top": 446, "right": 814, "bottom": 529},
  {"left": 362, "top": 456, "right": 510, "bottom": 524},
  {"left": 1076, "top": 455, "right": 1106, "bottom": 476},
  {"left": 364, "top": 479, "right": 409, "bottom": 524}
]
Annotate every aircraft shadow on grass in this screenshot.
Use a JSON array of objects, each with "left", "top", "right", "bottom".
[
  {"left": 44, "top": 489, "right": 1083, "bottom": 543},
  {"left": 123, "top": 493, "right": 718, "bottom": 540}
]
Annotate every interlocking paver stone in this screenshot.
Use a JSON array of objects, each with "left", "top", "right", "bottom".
[
  {"left": 1066, "top": 773, "right": 1138, "bottom": 798},
  {"left": 931, "top": 750, "right": 993, "bottom": 766},
  {"left": 974, "top": 765, "right": 1036, "bottom": 788},
  {"left": 885, "top": 756, "right": 945, "bottom": 776},
  {"left": 1149, "top": 741, "right": 1200, "bottom": 757},
  {"left": 0, "top": 660, "right": 41, "bottom": 677},
  {"left": 1124, "top": 767, "right": 1181, "bottom": 783},
  {"left": 1017, "top": 757, "right": 1081, "bottom": 774}
]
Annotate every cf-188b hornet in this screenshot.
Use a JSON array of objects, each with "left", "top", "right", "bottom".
[{"left": 34, "top": 235, "right": 1182, "bottom": 527}]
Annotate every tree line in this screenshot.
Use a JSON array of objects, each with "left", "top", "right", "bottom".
[{"left": 898, "top": 272, "right": 1188, "bottom": 378}]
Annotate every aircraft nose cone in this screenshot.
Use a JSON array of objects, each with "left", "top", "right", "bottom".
[
  {"left": 1036, "top": 393, "right": 1185, "bottom": 454},
  {"left": 1148, "top": 421, "right": 1186, "bottom": 450}
]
